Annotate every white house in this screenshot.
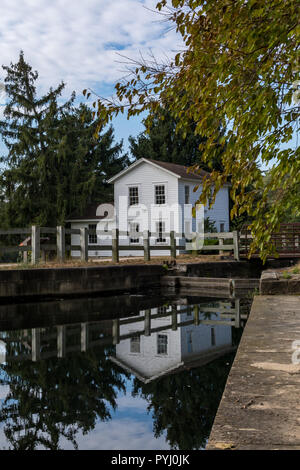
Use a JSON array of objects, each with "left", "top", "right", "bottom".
[
  {"left": 109, "top": 302, "right": 234, "bottom": 384},
  {"left": 68, "top": 158, "right": 230, "bottom": 258}
]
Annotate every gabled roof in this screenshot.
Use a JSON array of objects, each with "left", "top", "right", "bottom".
[
  {"left": 66, "top": 203, "right": 112, "bottom": 222},
  {"left": 109, "top": 355, "right": 184, "bottom": 384},
  {"left": 107, "top": 157, "right": 209, "bottom": 183},
  {"left": 147, "top": 159, "right": 209, "bottom": 180},
  {"left": 109, "top": 345, "right": 235, "bottom": 384}
]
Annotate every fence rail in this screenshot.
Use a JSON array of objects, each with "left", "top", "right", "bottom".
[
  {"left": 240, "top": 223, "right": 300, "bottom": 258},
  {"left": 0, "top": 225, "right": 240, "bottom": 264},
  {"left": 0, "top": 299, "right": 244, "bottom": 362}
]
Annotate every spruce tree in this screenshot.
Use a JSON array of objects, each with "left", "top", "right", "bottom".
[
  {"left": 128, "top": 107, "right": 225, "bottom": 172},
  {"left": 0, "top": 52, "right": 128, "bottom": 227},
  {"left": 0, "top": 51, "right": 74, "bottom": 226}
]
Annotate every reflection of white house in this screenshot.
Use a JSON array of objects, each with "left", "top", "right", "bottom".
[
  {"left": 0, "top": 340, "right": 6, "bottom": 364},
  {"left": 67, "top": 158, "right": 230, "bottom": 258},
  {"left": 109, "top": 304, "right": 234, "bottom": 384}
]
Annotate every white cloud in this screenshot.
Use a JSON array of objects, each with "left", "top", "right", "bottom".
[
  {"left": 60, "top": 417, "right": 169, "bottom": 450},
  {"left": 0, "top": 385, "right": 9, "bottom": 401},
  {"left": 116, "top": 393, "right": 149, "bottom": 412},
  {"left": 0, "top": 0, "right": 181, "bottom": 101}
]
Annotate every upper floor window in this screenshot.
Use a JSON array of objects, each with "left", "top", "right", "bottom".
[
  {"left": 185, "top": 185, "right": 190, "bottom": 204},
  {"left": 220, "top": 222, "right": 225, "bottom": 232},
  {"left": 155, "top": 185, "right": 166, "bottom": 205},
  {"left": 157, "top": 305, "right": 168, "bottom": 315},
  {"left": 88, "top": 224, "right": 97, "bottom": 244},
  {"left": 129, "top": 186, "right": 139, "bottom": 205}
]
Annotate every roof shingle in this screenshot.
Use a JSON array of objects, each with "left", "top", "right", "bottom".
[{"left": 146, "top": 158, "right": 209, "bottom": 180}]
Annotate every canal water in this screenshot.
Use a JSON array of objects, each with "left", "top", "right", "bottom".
[{"left": 0, "top": 290, "right": 252, "bottom": 450}]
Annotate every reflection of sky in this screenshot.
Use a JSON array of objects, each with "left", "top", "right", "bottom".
[
  {"left": 60, "top": 376, "right": 169, "bottom": 451},
  {"left": 0, "top": 375, "right": 169, "bottom": 451}
]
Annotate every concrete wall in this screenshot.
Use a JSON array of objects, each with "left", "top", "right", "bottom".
[
  {"left": 0, "top": 264, "right": 165, "bottom": 300},
  {"left": 176, "top": 260, "right": 264, "bottom": 278}
]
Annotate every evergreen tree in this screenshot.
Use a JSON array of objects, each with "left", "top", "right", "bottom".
[
  {"left": 132, "top": 352, "right": 236, "bottom": 450},
  {"left": 129, "top": 107, "right": 224, "bottom": 172},
  {"left": 0, "top": 336, "right": 129, "bottom": 450},
  {"left": 0, "top": 52, "right": 128, "bottom": 227}
]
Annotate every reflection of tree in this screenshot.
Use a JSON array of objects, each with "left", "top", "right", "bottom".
[
  {"left": 132, "top": 353, "right": 237, "bottom": 450},
  {"left": 0, "top": 337, "right": 129, "bottom": 450}
]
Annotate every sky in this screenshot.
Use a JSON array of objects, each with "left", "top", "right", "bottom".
[
  {"left": 0, "top": 376, "right": 170, "bottom": 450},
  {"left": 0, "top": 1, "right": 297, "bottom": 168},
  {"left": 0, "top": 0, "right": 181, "bottom": 155}
]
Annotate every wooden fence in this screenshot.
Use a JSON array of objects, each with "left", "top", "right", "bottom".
[
  {"left": 0, "top": 299, "right": 246, "bottom": 362},
  {"left": 0, "top": 226, "right": 240, "bottom": 264},
  {"left": 240, "top": 223, "right": 300, "bottom": 258}
]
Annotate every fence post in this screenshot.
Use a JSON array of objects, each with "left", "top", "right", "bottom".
[
  {"left": 57, "top": 325, "right": 66, "bottom": 358},
  {"left": 112, "top": 228, "right": 119, "bottom": 263},
  {"left": 23, "top": 239, "right": 29, "bottom": 263},
  {"left": 143, "top": 230, "right": 150, "bottom": 262},
  {"left": 170, "top": 230, "right": 176, "bottom": 259},
  {"left": 31, "top": 225, "right": 40, "bottom": 264},
  {"left": 81, "top": 322, "right": 89, "bottom": 352},
  {"left": 144, "top": 309, "right": 151, "bottom": 336},
  {"left": 233, "top": 230, "right": 240, "bottom": 261},
  {"left": 112, "top": 319, "right": 120, "bottom": 345},
  {"left": 31, "top": 328, "right": 41, "bottom": 362},
  {"left": 171, "top": 305, "right": 178, "bottom": 331},
  {"left": 57, "top": 225, "right": 65, "bottom": 262},
  {"left": 219, "top": 236, "right": 224, "bottom": 256},
  {"left": 80, "top": 227, "right": 88, "bottom": 262},
  {"left": 193, "top": 304, "right": 200, "bottom": 326}
]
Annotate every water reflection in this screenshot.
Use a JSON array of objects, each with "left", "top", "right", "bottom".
[{"left": 0, "top": 294, "right": 250, "bottom": 450}]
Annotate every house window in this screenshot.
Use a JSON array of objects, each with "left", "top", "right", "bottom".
[
  {"left": 157, "top": 334, "right": 168, "bottom": 355},
  {"left": 156, "top": 221, "right": 166, "bottom": 243},
  {"left": 155, "top": 185, "right": 166, "bottom": 205},
  {"left": 185, "top": 185, "right": 190, "bottom": 204},
  {"left": 88, "top": 224, "right": 97, "bottom": 244},
  {"left": 129, "top": 223, "right": 140, "bottom": 243},
  {"left": 220, "top": 222, "right": 225, "bottom": 232},
  {"left": 211, "top": 327, "right": 216, "bottom": 346},
  {"left": 130, "top": 335, "right": 140, "bottom": 353},
  {"left": 129, "top": 186, "right": 139, "bottom": 205},
  {"left": 157, "top": 305, "right": 168, "bottom": 315}
]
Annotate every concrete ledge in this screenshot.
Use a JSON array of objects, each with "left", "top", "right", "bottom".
[
  {"left": 161, "top": 276, "right": 259, "bottom": 294},
  {"left": 206, "top": 295, "right": 300, "bottom": 450},
  {"left": 175, "top": 260, "right": 263, "bottom": 278},
  {"left": 260, "top": 270, "right": 300, "bottom": 294},
  {"left": 0, "top": 264, "right": 165, "bottom": 300}
]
